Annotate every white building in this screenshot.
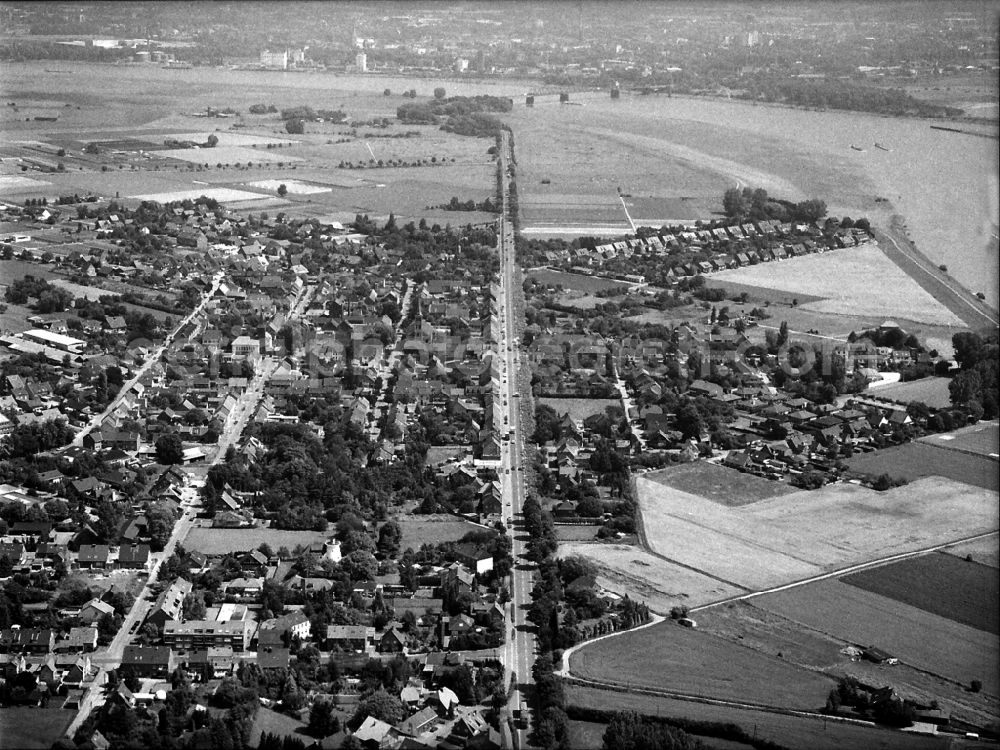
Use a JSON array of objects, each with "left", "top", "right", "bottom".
[
  {"left": 260, "top": 49, "right": 288, "bottom": 69},
  {"left": 22, "top": 329, "right": 85, "bottom": 354},
  {"left": 355, "top": 52, "right": 367, "bottom": 72}
]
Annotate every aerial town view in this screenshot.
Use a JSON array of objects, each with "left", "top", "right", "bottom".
[{"left": 0, "top": 2, "right": 997, "bottom": 749}]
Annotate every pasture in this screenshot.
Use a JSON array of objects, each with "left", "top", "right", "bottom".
[
  {"left": 397, "top": 514, "right": 484, "bottom": 552},
  {"left": 845, "top": 441, "right": 999, "bottom": 491},
  {"left": 182, "top": 525, "right": 328, "bottom": 555},
  {"left": 710, "top": 245, "right": 965, "bottom": 327},
  {"left": 537, "top": 397, "right": 620, "bottom": 422},
  {"left": 636, "top": 474, "right": 999, "bottom": 591},
  {"left": 564, "top": 683, "right": 951, "bottom": 750},
  {"left": 645, "top": 461, "right": 795, "bottom": 507},
  {"left": 866, "top": 376, "right": 952, "bottom": 409},
  {"left": 569, "top": 618, "right": 836, "bottom": 710},
  {"left": 557, "top": 541, "right": 745, "bottom": 614},
  {"left": 755, "top": 578, "right": 1000, "bottom": 695},
  {"left": 842, "top": 552, "right": 999, "bottom": 634}
]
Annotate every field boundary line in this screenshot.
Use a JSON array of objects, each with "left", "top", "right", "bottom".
[
  {"left": 563, "top": 674, "right": 882, "bottom": 729},
  {"left": 688, "top": 528, "right": 1000, "bottom": 613}
]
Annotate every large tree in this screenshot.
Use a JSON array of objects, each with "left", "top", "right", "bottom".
[{"left": 155, "top": 433, "right": 184, "bottom": 464}]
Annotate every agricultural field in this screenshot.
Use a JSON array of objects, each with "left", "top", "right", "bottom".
[
  {"left": 182, "top": 525, "right": 328, "bottom": 555},
  {"left": 557, "top": 541, "right": 745, "bottom": 614},
  {"left": 0, "top": 174, "right": 52, "bottom": 192},
  {"left": 564, "top": 683, "right": 951, "bottom": 750},
  {"left": 842, "top": 552, "right": 999, "bottom": 634},
  {"left": 919, "top": 421, "right": 999, "bottom": 458},
  {"left": 569, "top": 618, "right": 836, "bottom": 710},
  {"left": 396, "top": 514, "right": 484, "bottom": 552},
  {"left": 645, "top": 461, "right": 796, "bottom": 507},
  {"left": 243, "top": 178, "right": 330, "bottom": 195},
  {"left": 711, "top": 245, "right": 965, "bottom": 327},
  {"left": 845, "top": 441, "right": 999, "bottom": 491},
  {"left": 865, "top": 376, "right": 953, "bottom": 409},
  {"left": 525, "top": 268, "right": 633, "bottom": 294},
  {"left": 944, "top": 535, "right": 1000, "bottom": 568},
  {"left": 755, "top": 578, "right": 1000, "bottom": 695},
  {"left": 636, "top": 474, "right": 999, "bottom": 591},
  {"left": 130, "top": 186, "right": 274, "bottom": 203},
  {"left": 537, "top": 397, "right": 620, "bottom": 422}
]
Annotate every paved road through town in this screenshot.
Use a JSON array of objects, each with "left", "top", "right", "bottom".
[{"left": 496, "top": 130, "right": 537, "bottom": 750}]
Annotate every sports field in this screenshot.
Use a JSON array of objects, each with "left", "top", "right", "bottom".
[
  {"left": 557, "top": 541, "right": 745, "bottom": 614},
  {"left": 845, "top": 441, "right": 999, "bottom": 491},
  {"left": 842, "top": 552, "right": 999, "bottom": 634},
  {"left": 636, "top": 474, "right": 999, "bottom": 591},
  {"left": 755, "top": 578, "right": 1000, "bottom": 695},
  {"left": 645, "top": 461, "right": 796, "bottom": 507}
]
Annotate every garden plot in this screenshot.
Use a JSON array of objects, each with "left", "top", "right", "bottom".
[{"left": 636, "top": 474, "right": 999, "bottom": 591}]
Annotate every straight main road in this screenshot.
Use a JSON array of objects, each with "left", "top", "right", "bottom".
[{"left": 496, "top": 130, "right": 537, "bottom": 749}]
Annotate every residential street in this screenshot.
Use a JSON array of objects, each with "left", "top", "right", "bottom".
[{"left": 71, "top": 271, "right": 224, "bottom": 448}]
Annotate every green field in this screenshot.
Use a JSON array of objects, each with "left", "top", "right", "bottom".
[
  {"left": 0, "top": 707, "right": 74, "bottom": 749},
  {"left": 397, "top": 514, "right": 484, "bottom": 552},
  {"left": 645, "top": 461, "right": 796, "bottom": 507},
  {"left": 537, "top": 397, "right": 620, "bottom": 423},
  {"left": 866, "top": 377, "right": 953, "bottom": 409},
  {"left": 842, "top": 552, "right": 999, "bottom": 634},
  {"left": 564, "top": 684, "right": 949, "bottom": 750},
  {"left": 846, "top": 441, "right": 999, "bottom": 491},
  {"left": 919, "top": 421, "right": 999, "bottom": 458},
  {"left": 569, "top": 619, "right": 835, "bottom": 710},
  {"left": 526, "top": 268, "right": 633, "bottom": 294},
  {"left": 182, "top": 525, "right": 329, "bottom": 555}
]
